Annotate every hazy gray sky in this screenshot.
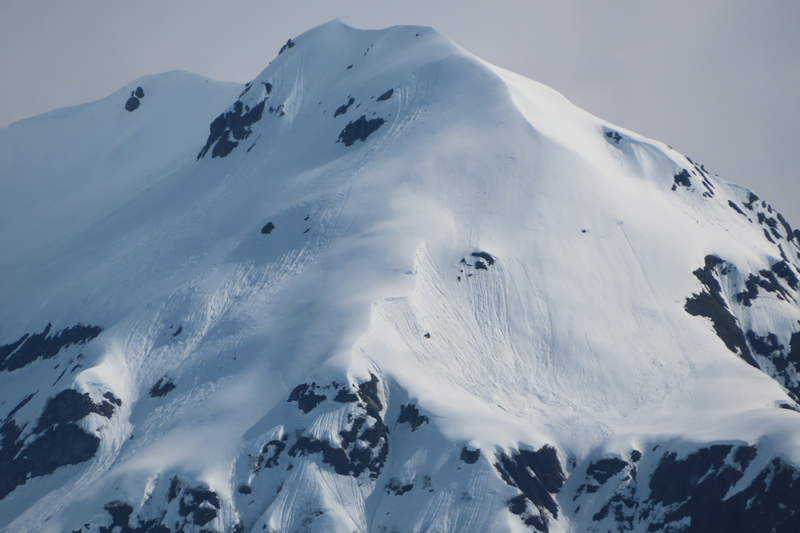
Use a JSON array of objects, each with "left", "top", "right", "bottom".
[{"left": 2, "top": 1, "right": 798, "bottom": 224}]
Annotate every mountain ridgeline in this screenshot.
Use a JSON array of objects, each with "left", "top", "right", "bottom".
[{"left": 0, "top": 19, "right": 799, "bottom": 533}]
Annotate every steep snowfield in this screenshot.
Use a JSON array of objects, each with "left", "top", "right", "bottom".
[
  {"left": 0, "top": 71, "right": 243, "bottom": 264},
  {"left": 1, "top": 19, "right": 799, "bottom": 533}
]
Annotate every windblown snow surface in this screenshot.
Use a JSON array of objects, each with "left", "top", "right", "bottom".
[{"left": 1, "top": 19, "right": 799, "bottom": 533}]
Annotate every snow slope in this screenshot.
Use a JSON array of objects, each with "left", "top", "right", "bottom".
[{"left": 1, "top": 19, "right": 799, "bottom": 533}]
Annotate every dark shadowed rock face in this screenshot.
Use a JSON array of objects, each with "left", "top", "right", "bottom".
[
  {"left": 33, "top": 388, "right": 117, "bottom": 433},
  {"left": 0, "top": 387, "right": 118, "bottom": 500},
  {"left": 278, "top": 38, "right": 295, "bottom": 54},
  {"left": 605, "top": 130, "right": 623, "bottom": 144},
  {"left": 288, "top": 413, "right": 389, "bottom": 480},
  {"left": 178, "top": 485, "right": 221, "bottom": 526},
  {"left": 287, "top": 383, "right": 327, "bottom": 413},
  {"left": 684, "top": 254, "right": 800, "bottom": 399},
  {"left": 94, "top": 478, "right": 222, "bottom": 533},
  {"left": 149, "top": 377, "right": 176, "bottom": 398},
  {"left": 673, "top": 169, "right": 692, "bottom": 188},
  {"left": 337, "top": 115, "right": 385, "bottom": 146},
  {"left": 460, "top": 447, "right": 481, "bottom": 464},
  {"left": 456, "top": 251, "right": 497, "bottom": 280},
  {"left": 357, "top": 373, "right": 384, "bottom": 417},
  {"left": 728, "top": 199, "right": 748, "bottom": 216},
  {"left": 124, "top": 87, "right": 145, "bottom": 112},
  {"left": 494, "top": 445, "right": 565, "bottom": 532},
  {"left": 24, "top": 425, "right": 99, "bottom": 478},
  {"left": 254, "top": 437, "right": 287, "bottom": 472},
  {"left": 242, "top": 375, "right": 393, "bottom": 496},
  {"left": 471, "top": 251, "right": 495, "bottom": 266},
  {"left": 334, "top": 97, "right": 355, "bottom": 117},
  {"left": 736, "top": 270, "right": 790, "bottom": 307},
  {"left": 333, "top": 388, "right": 358, "bottom": 402},
  {"left": 772, "top": 260, "right": 799, "bottom": 290},
  {"left": 376, "top": 88, "right": 394, "bottom": 102},
  {"left": 283, "top": 375, "right": 389, "bottom": 480},
  {"left": 198, "top": 99, "right": 267, "bottom": 159},
  {"left": 0, "top": 323, "right": 103, "bottom": 372},
  {"left": 685, "top": 255, "right": 756, "bottom": 367},
  {"left": 102, "top": 501, "right": 133, "bottom": 530},
  {"left": 587, "top": 457, "right": 628, "bottom": 485},
  {"left": 747, "top": 330, "right": 783, "bottom": 362},
  {"left": 574, "top": 444, "right": 800, "bottom": 533},
  {"left": 397, "top": 403, "right": 429, "bottom": 431},
  {"left": 573, "top": 453, "right": 637, "bottom": 526},
  {"left": 125, "top": 97, "right": 140, "bottom": 112}
]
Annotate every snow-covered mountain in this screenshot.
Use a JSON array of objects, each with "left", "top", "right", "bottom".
[{"left": 1, "top": 19, "right": 799, "bottom": 533}]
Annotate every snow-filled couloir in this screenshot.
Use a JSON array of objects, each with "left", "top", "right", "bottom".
[{"left": 1, "top": 19, "right": 799, "bottom": 533}]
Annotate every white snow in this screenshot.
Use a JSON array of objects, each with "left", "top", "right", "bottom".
[{"left": 1, "top": 18, "right": 799, "bottom": 533}]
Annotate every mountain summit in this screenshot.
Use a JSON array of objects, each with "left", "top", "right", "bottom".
[{"left": 1, "top": 19, "right": 799, "bottom": 533}]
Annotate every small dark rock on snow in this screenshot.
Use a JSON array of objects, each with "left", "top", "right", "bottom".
[
  {"left": 376, "top": 88, "right": 394, "bottom": 102},
  {"left": 125, "top": 97, "right": 140, "bottom": 112},
  {"left": 150, "top": 377, "right": 176, "bottom": 398},
  {"left": 278, "top": 39, "right": 295, "bottom": 54},
  {"left": 337, "top": 116, "right": 385, "bottom": 146}
]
